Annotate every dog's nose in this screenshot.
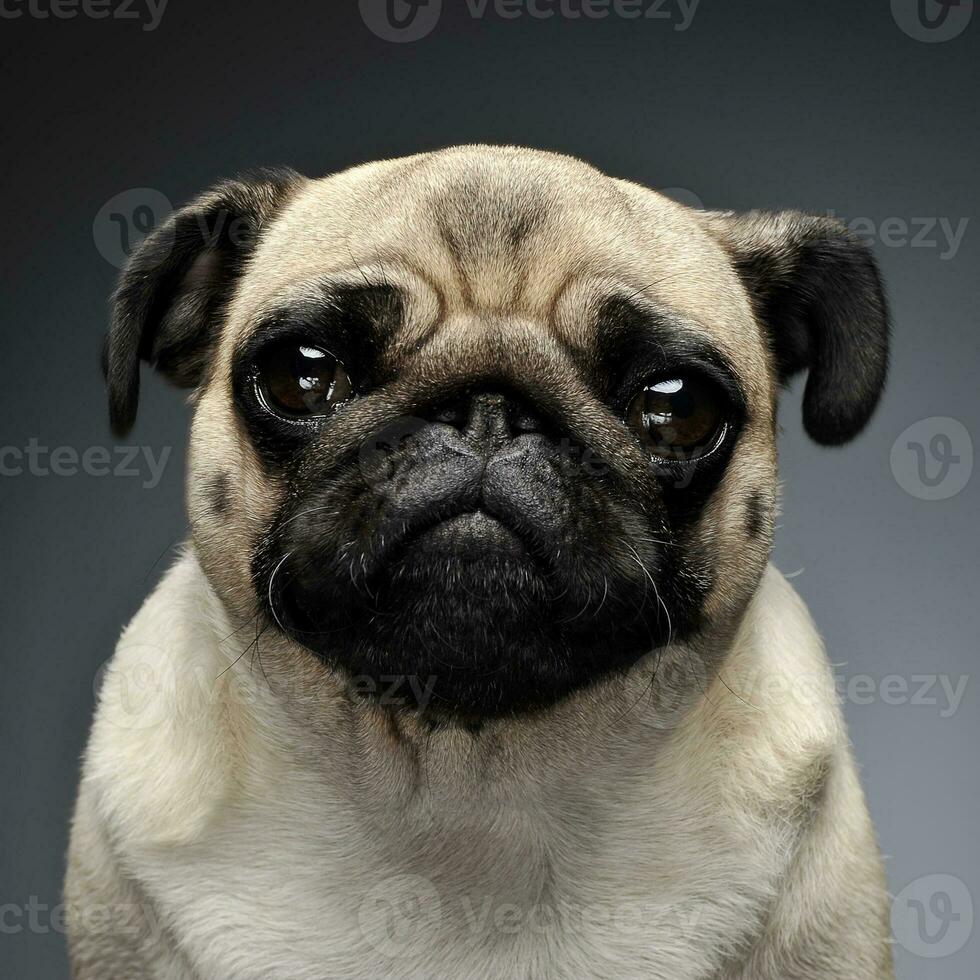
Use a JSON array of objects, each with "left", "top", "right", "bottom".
[{"left": 430, "top": 388, "right": 544, "bottom": 451}]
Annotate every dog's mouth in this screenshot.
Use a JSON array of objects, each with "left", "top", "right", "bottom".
[
  {"left": 273, "top": 503, "right": 544, "bottom": 637},
  {"left": 407, "top": 510, "right": 529, "bottom": 560},
  {"left": 357, "top": 496, "right": 542, "bottom": 587},
  {"left": 264, "top": 487, "right": 671, "bottom": 719}
]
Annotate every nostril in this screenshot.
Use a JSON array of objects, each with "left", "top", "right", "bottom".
[
  {"left": 511, "top": 404, "right": 543, "bottom": 434},
  {"left": 428, "top": 388, "right": 546, "bottom": 447},
  {"left": 431, "top": 396, "right": 468, "bottom": 427}
]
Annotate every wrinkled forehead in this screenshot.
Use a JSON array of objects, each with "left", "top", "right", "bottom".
[{"left": 224, "top": 150, "right": 767, "bottom": 385}]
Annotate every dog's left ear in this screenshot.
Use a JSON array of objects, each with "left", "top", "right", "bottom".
[
  {"left": 703, "top": 210, "right": 889, "bottom": 445},
  {"left": 103, "top": 167, "right": 303, "bottom": 436}
]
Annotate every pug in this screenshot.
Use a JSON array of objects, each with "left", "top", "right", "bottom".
[{"left": 66, "top": 146, "right": 893, "bottom": 979}]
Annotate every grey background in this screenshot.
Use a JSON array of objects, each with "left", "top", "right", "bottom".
[{"left": 1, "top": 1, "right": 976, "bottom": 977}]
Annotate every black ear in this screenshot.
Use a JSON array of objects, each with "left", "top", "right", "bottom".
[
  {"left": 703, "top": 210, "right": 890, "bottom": 445},
  {"left": 103, "top": 167, "right": 302, "bottom": 436}
]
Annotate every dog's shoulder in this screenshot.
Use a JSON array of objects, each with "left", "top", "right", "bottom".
[
  {"left": 685, "top": 566, "right": 854, "bottom": 840},
  {"left": 80, "top": 551, "right": 241, "bottom": 849},
  {"left": 691, "top": 568, "right": 893, "bottom": 978}
]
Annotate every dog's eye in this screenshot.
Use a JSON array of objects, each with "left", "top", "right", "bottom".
[
  {"left": 627, "top": 375, "right": 726, "bottom": 461},
  {"left": 256, "top": 343, "right": 354, "bottom": 419}
]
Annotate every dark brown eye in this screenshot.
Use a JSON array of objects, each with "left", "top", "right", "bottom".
[
  {"left": 627, "top": 375, "right": 726, "bottom": 461},
  {"left": 257, "top": 344, "right": 353, "bottom": 419}
]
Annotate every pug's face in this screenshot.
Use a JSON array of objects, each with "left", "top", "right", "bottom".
[{"left": 105, "top": 147, "right": 888, "bottom": 720}]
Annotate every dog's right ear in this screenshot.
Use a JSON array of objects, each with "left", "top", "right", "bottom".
[{"left": 103, "top": 168, "right": 303, "bottom": 436}]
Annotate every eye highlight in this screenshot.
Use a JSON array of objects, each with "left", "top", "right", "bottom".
[
  {"left": 626, "top": 374, "right": 727, "bottom": 462},
  {"left": 255, "top": 343, "right": 354, "bottom": 419}
]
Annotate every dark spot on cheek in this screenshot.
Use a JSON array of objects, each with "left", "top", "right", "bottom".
[
  {"left": 745, "top": 490, "right": 769, "bottom": 540},
  {"left": 205, "top": 471, "right": 232, "bottom": 516}
]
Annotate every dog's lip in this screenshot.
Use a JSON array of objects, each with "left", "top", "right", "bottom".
[
  {"left": 367, "top": 505, "right": 536, "bottom": 578},
  {"left": 412, "top": 510, "right": 528, "bottom": 558}
]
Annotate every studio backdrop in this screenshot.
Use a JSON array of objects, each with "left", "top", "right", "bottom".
[{"left": 0, "top": 2, "right": 976, "bottom": 978}]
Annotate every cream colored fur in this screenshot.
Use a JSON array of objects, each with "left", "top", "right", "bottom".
[{"left": 67, "top": 552, "right": 891, "bottom": 979}]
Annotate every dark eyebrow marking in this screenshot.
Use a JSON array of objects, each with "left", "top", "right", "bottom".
[
  {"left": 593, "top": 293, "right": 748, "bottom": 411},
  {"left": 596, "top": 293, "right": 721, "bottom": 360},
  {"left": 234, "top": 281, "right": 403, "bottom": 368},
  {"left": 205, "top": 471, "right": 231, "bottom": 516},
  {"left": 745, "top": 490, "right": 768, "bottom": 540}
]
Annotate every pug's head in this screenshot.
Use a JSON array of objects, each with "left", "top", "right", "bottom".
[{"left": 104, "top": 147, "right": 888, "bottom": 721}]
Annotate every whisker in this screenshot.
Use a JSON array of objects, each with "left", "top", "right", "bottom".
[{"left": 267, "top": 552, "right": 293, "bottom": 634}]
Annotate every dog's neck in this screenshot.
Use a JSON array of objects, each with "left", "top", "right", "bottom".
[
  {"left": 189, "top": 547, "right": 733, "bottom": 842},
  {"left": 103, "top": 551, "right": 838, "bottom": 963},
  {"left": 215, "top": 640, "right": 718, "bottom": 909}
]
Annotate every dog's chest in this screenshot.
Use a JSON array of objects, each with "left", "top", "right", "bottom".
[{"left": 132, "top": 756, "right": 777, "bottom": 980}]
